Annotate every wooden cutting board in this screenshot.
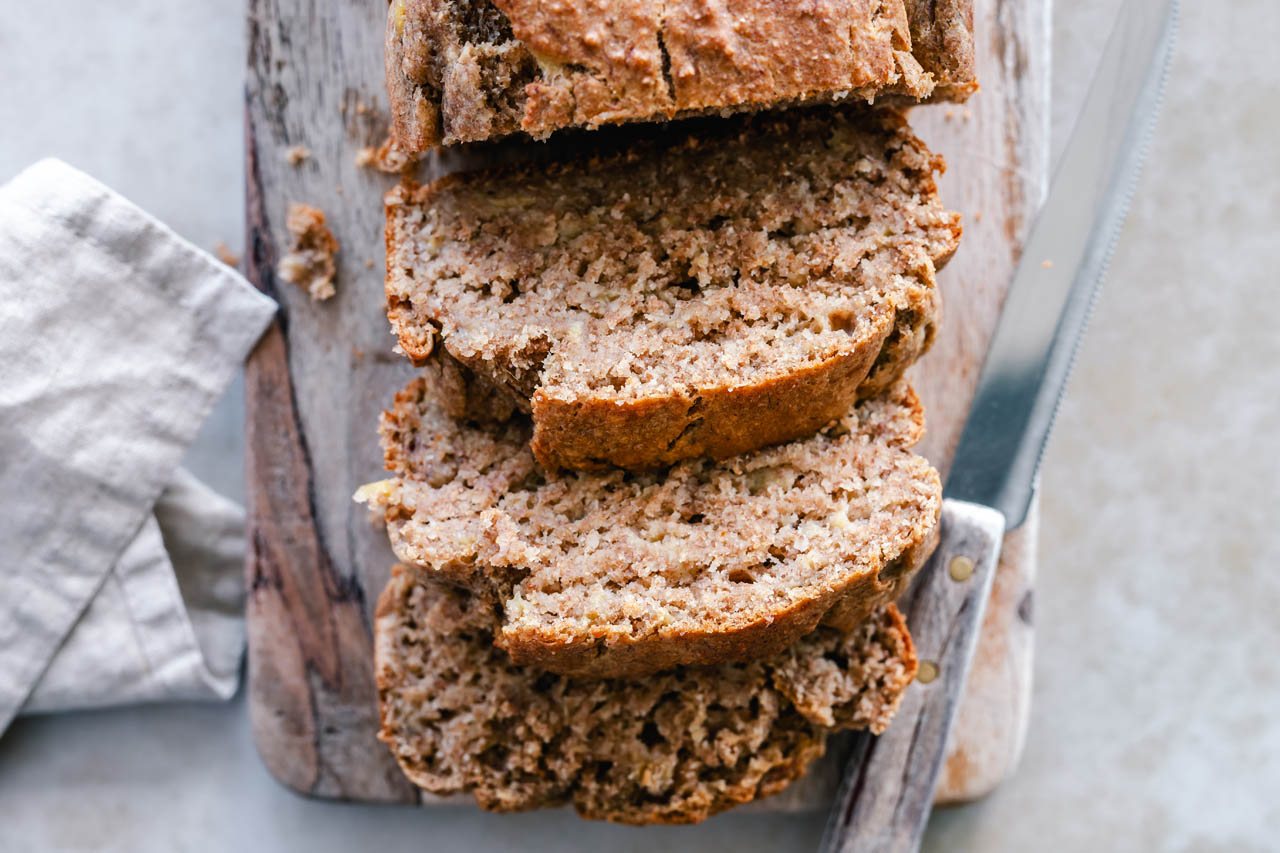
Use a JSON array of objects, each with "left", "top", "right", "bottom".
[{"left": 243, "top": 0, "right": 1048, "bottom": 808}]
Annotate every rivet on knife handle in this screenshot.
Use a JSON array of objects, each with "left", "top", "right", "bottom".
[{"left": 818, "top": 500, "right": 1005, "bottom": 853}]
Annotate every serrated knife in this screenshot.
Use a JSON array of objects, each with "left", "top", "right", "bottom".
[{"left": 819, "top": 1, "right": 1179, "bottom": 850}]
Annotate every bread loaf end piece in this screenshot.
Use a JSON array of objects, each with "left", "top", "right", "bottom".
[{"left": 385, "top": 0, "right": 976, "bottom": 148}]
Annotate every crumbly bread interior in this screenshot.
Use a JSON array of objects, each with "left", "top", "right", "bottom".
[
  {"left": 357, "top": 356, "right": 941, "bottom": 676},
  {"left": 375, "top": 569, "right": 917, "bottom": 824},
  {"left": 386, "top": 106, "right": 958, "bottom": 417}
]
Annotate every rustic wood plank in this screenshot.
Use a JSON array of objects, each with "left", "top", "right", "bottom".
[
  {"left": 243, "top": 0, "right": 419, "bottom": 802},
  {"left": 243, "top": 0, "right": 1049, "bottom": 809}
]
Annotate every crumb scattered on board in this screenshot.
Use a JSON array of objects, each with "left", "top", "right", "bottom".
[
  {"left": 355, "top": 136, "right": 420, "bottom": 174},
  {"left": 365, "top": 258, "right": 375, "bottom": 269},
  {"left": 277, "top": 203, "right": 339, "bottom": 301},
  {"left": 285, "top": 145, "right": 311, "bottom": 165},
  {"left": 213, "top": 241, "right": 241, "bottom": 268},
  {"left": 1041, "top": 259, "right": 1054, "bottom": 269}
]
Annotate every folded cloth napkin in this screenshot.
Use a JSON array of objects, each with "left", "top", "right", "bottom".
[{"left": 0, "top": 159, "right": 276, "bottom": 734}]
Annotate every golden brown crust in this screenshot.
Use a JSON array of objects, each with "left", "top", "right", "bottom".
[
  {"left": 384, "top": 0, "right": 976, "bottom": 148},
  {"left": 660, "top": 0, "right": 927, "bottom": 110},
  {"left": 528, "top": 319, "right": 890, "bottom": 471},
  {"left": 490, "top": 535, "right": 934, "bottom": 678},
  {"left": 527, "top": 276, "right": 944, "bottom": 471},
  {"left": 374, "top": 569, "right": 918, "bottom": 823}
]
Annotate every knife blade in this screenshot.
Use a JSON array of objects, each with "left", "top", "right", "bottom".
[
  {"left": 820, "top": 2, "right": 1178, "bottom": 851},
  {"left": 947, "top": 0, "right": 1179, "bottom": 530}
]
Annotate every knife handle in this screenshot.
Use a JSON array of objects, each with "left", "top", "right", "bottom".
[{"left": 819, "top": 499, "right": 1006, "bottom": 853}]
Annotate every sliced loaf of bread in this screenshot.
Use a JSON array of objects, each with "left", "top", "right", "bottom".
[
  {"left": 375, "top": 567, "right": 918, "bottom": 824},
  {"left": 385, "top": 106, "right": 960, "bottom": 472},
  {"left": 386, "top": 0, "right": 976, "bottom": 148},
  {"left": 357, "top": 354, "right": 941, "bottom": 679}
]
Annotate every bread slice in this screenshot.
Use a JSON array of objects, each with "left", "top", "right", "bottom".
[
  {"left": 385, "top": 0, "right": 976, "bottom": 148},
  {"left": 356, "top": 354, "right": 941, "bottom": 679},
  {"left": 385, "top": 106, "right": 960, "bottom": 472},
  {"left": 375, "top": 567, "right": 918, "bottom": 824}
]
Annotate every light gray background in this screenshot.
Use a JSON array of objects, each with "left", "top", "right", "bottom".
[{"left": 1, "top": 1, "right": 1276, "bottom": 850}]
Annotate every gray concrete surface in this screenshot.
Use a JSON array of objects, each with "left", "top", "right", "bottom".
[{"left": 1, "top": 1, "right": 1277, "bottom": 850}]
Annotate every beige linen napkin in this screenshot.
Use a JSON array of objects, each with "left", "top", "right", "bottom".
[{"left": 0, "top": 159, "right": 276, "bottom": 733}]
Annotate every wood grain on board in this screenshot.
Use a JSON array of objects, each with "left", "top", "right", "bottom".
[{"left": 244, "top": 0, "right": 1048, "bottom": 809}]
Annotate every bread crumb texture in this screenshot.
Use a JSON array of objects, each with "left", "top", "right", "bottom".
[
  {"left": 375, "top": 569, "right": 917, "bottom": 823},
  {"left": 213, "top": 241, "right": 241, "bottom": 268},
  {"left": 355, "top": 136, "right": 422, "bottom": 173},
  {"left": 357, "top": 355, "right": 941, "bottom": 678},
  {"left": 278, "top": 202, "right": 339, "bottom": 301},
  {"left": 385, "top": 106, "right": 960, "bottom": 471},
  {"left": 386, "top": 0, "right": 976, "bottom": 148}
]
